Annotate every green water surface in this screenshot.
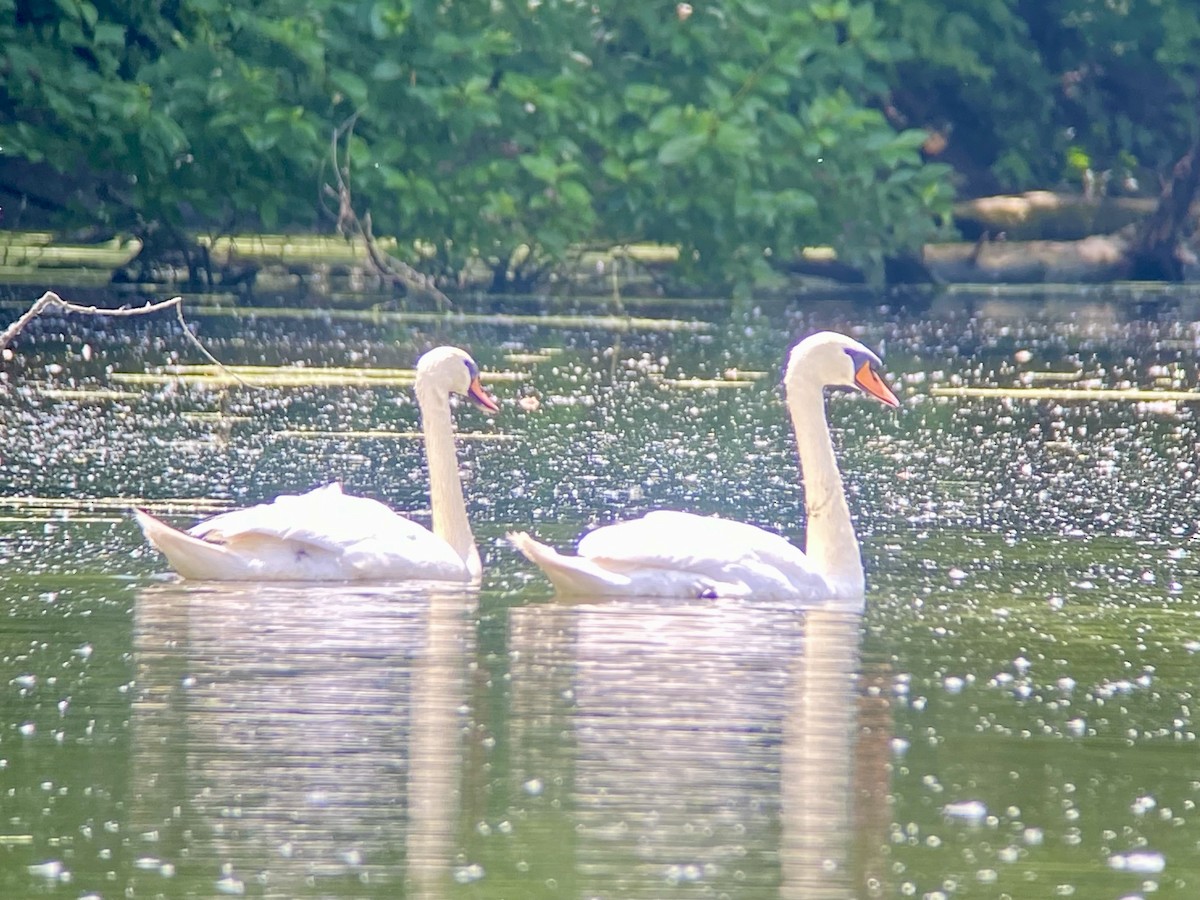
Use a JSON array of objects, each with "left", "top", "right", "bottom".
[{"left": 0, "top": 295, "right": 1197, "bottom": 898}]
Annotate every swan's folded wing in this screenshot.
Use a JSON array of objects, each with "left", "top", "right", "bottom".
[
  {"left": 576, "top": 510, "right": 829, "bottom": 595},
  {"left": 193, "top": 485, "right": 404, "bottom": 546},
  {"left": 188, "top": 484, "right": 465, "bottom": 578}
]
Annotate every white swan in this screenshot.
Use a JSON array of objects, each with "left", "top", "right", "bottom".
[
  {"left": 135, "top": 346, "right": 499, "bottom": 582},
  {"left": 508, "top": 331, "right": 899, "bottom": 600}
]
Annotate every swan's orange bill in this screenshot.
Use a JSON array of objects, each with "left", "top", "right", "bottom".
[
  {"left": 468, "top": 376, "right": 500, "bottom": 413},
  {"left": 855, "top": 362, "right": 900, "bottom": 407}
]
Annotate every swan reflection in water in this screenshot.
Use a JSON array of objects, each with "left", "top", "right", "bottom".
[
  {"left": 129, "top": 581, "right": 475, "bottom": 897},
  {"left": 127, "top": 580, "right": 892, "bottom": 897},
  {"left": 504, "top": 596, "right": 891, "bottom": 899}
]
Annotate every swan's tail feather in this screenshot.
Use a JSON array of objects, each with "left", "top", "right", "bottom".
[
  {"left": 134, "top": 508, "right": 242, "bottom": 580},
  {"left": 507, "top": 531, "right": 631, "bottom": 596}
]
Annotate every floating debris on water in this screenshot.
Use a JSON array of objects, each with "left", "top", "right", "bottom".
[
  {"left": 933, "top": 386, "right": 1200, "bottom": 403},
  {"left": 273, "top": 429, "right": 514, "bottom": 442},
  {"left": 36, "top": 388, "right": 143, "bottom": 402}
]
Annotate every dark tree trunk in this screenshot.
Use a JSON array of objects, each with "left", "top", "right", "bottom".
[{"left": 1130, "top": 106, "right": 1200, "bottom": 280}]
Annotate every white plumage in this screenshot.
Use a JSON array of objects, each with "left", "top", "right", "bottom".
[
  {"left": 136, "top": 346, "right": 498, "bottom": 582},
  {"left": 509, "top": 332, "right": 899, "bottom": 601}
]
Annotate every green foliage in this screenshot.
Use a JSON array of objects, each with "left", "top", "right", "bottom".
[
  {"left": 876, "top": 0, "right": 1200, "bottom": 194},
  {"left": 4, "top": 0, "right": 1198, "bottom": 291},
  {"left": 0, "top": 0, "right": 333, "bottom": 245},
  {"left": 311, "top": 0, "right": 951, "bottom": 289},
  {"left": 0, "top": 0, "right": 956, "bottom": 290}
]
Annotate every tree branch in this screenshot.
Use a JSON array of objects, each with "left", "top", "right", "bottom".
[
  {"left": 0, "top": 290, "right": 257, "bottom": 388},
  {"left": 324, "top": 116, "right": 453, "bottom": 308}
]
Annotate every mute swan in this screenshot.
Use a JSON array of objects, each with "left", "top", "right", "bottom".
[
  {"left": 135, "top": 346, "right": 499, "bottom": 582},
  {"left": 508, "top": 331, "right": 899, "bottom": 600}
]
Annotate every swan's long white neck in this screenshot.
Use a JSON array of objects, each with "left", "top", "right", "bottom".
[
  {"left": 787, "top": 380, "right": 864, "bottom": 595},
  {"left": 417, "top": 383, "right": 481, "bottom": 579}
]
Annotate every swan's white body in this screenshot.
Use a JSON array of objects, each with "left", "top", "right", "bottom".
[
  {"left": 135, "top": 346, "right": 498, "bottom": 582},
  {"left": 509, "top": 332, "right": 899, "bottom": 601}
]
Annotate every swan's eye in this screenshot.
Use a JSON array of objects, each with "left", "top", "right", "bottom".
[{"left": 464, "top": 360, "right": 479, "bottom": 379}]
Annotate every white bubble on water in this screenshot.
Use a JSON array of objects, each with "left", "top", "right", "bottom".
[
  {"left": 1131, "top": 795, "right": 1157, "bottom": 815},
  {"left": 215, "top": 875, "right": 245, "bottom": 895},
  {"left": 942, "top": 800, "right": 987, "bottom": 822},
  {"left": 453, "top": 863, "right": 485, "bottom": 884},
  {"left": 1108, "top": 851, "right": 1164, "bottom": 873},
  {"left": 27, "top": 860, "right": 63, "bottom": 879}
]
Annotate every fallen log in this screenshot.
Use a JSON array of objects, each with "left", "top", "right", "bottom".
[
  {"left": 953, "top": 191, "right": 1156, "bottom": 241},
  {"left": 786, "top": 233, "right": 1137, "bottom": 285},
  {"left": 922, "top": 233, "right": 1133, "bottom": 284}
]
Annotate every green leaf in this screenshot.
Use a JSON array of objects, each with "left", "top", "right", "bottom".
[
  {"left": 518, "top": 153, "right": 559, "bottom": 183},
  {"left": 92, "top": 22, "right": 126, "bottom": 47},
  {"left": 775, "top": 189, "right": 818, "bottom": 216},
  {"left": 1066, "top": 146, "right": 1091, "bottom": 172},
  {"left": 78, "top": 1, "right": 98, "bottom": 29},
  {"left": 502, "top": 73, "right": 540, "bottom": 102},
  {"left": 331, "top": 69, "right": 369, "bottom": 106},
  {"left": 657, "top": 132, "right": 707, "bottom": 165},
  {"left": 625, "top": 83, "right": 671, "bottom": 107},
  {"left": 58, "top": 19, "right": 87, "bottom": 47},
  {"left": 371, "top": 59, "right": 406, "bottom": 81},
  {"left": 646, "top": 105, "right": 683, "bottom": 135},
  {"left": 712, "top": 121, "right": 757, "bottom": 155},
  {"left": 847, "top": 3, "right": 875, "bottom": 39},
  {"left": 557, "top": 179, "right": 591, "bottom": 209},
  {"left": 600, "top": 156, "right": 628, "bottom": 181}
]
